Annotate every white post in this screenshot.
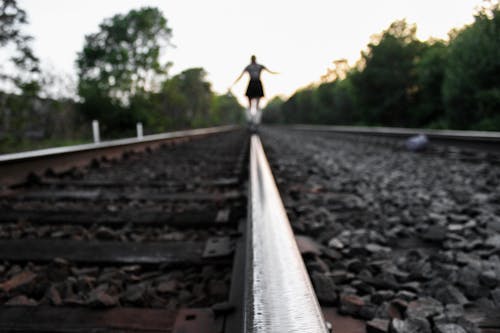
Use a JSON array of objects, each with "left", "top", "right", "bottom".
[
  {"left": 92, "top": 120, "right": 100, "bottom": 143},
  {"left": 136, "top": 122, "right": 143, "bottom": 139}
]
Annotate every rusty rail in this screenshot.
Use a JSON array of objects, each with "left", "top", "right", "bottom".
[{"left": 0, "top": 125, "right": 239, "bottom": 187}]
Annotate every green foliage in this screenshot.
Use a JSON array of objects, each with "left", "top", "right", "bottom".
[
  {"left": 352, "top": 20, "right": 424, "bottom": 126},
  {"left": 263, "top": 79, "right": 357, "bottom": 126},
  {"left": 150, "top": 68, "right": 244, "bottom": 131},
  {"left": 76, "top": 7, "right": 172, "bottom": 134},
  {"left": 0, "top": 92, "right": 87, "bottom": 154},
  {"left": 443, "top": 3, "right": 500, "bottom": 129},
  {"left": 168, "top": 68, "right": 213, "bottom": 127},
  {"left": 0, "top": 0, "right": 40, "bottom": 93},
  {"left": 76, "top": 7, "right": 243, "bottom": 136},
  {"left": 265, "top": 5, "right": 500, "bottom": 131},
  {"left": 262, "top": 97, "right": 285, "bottom": 123},
  {"left": 77, "top": 7, "right": 171, "bottom": 103},
  {"left": 2, "top": 5, "right": 243, "bottom": 153},
  {"left": 0, "top": 137, "right": 87, "bottom": 154},
  {"left": 210, "top": 92, "right": 245, "bottom": 125},
  {"left": 413, "top": 41, "right": 447, "bottom": 126},
  {"left": 152, "top": 68, "right": 212, "bottom": 129}
]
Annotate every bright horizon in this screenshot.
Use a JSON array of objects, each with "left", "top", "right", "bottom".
[{"left": 16, "top": 0, "right": 490, "bottom": 105}]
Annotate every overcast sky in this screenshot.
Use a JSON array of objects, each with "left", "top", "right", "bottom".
[{"left": 18, "top": 0, "right": 487, "bottom": 104}]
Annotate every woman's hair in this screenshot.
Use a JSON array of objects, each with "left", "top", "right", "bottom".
[{"left": 251, "top": 55, "right": 256, "bottom": 62}]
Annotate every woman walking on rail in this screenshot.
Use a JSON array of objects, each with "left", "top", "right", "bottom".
[{"left": 232, "top": 55, "right": 278, "bottom": 124}]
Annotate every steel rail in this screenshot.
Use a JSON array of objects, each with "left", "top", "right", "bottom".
[
  {"left": 246, "top": 135, "right": 327, "bottom": 333},
  {"left": 287, "top": 125, "right": 500, "bottom": 155},
  {"left": 289, "top": 124, "right": 500, "bottom": 142},
  {"left": 0, "top": 125, "right": 239, "bottom": 186}
]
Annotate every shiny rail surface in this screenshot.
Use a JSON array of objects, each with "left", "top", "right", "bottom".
[
  {"left": 246, "top": 135, "right": 327, "bottom": 333},
  {"left": 0, "top": 125, "right": 239, "bottom": 186}
]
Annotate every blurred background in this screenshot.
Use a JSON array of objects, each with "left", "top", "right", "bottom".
[{"left": 0, "top": 0, "right": 498, "bottom": 153}]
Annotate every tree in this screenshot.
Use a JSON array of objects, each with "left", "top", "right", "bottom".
[
  {"left": 210, "top": 92, "right": 245, "bottom": 125},
  {"left": 76, "top": 7, "right": 172, "bottom": 132},
  {"left": 261, "top": 96, "right": 285, "bottom": 124},
  {"left": 351, "top": 20, "right": 424, "bottom": 126},
  {"left": 0, "top": 0, "right": 39, "bottom": 94},
  {"left": 156, "top": 68, "right": 213, "bottom": 128},
  {"left": 414, "top": 40, "right": 447, "bottom": 127},
  {"left": 443, "top": 2, "right": 500, "bottom": 129}
]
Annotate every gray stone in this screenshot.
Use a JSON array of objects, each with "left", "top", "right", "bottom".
[
  {"left": 122, "top": 283, "right": 147, "bottom": 303},
  {"left": 311, "top": 272, "right": 338, "bottom": 305},
  {"left": 386, "top": 300, "right": 407, "bottom": 321},
  {"left": 433, "top": 313, "right": 449, "bottom": 325},
  {"left": 322, "top": 247, "right": 342, "bottom": 260},
  {"left": 457, "top": 266, "right": 479, "bottom": 286},
  {"left": 295, "top": 235, "right": 323, "bottom": 256},
  {"left": 390, "top": 317, "right": 431, "bottom": 333},
  {"left": 435, "top": 324, "right": 467, "bottom": 333},
  {"left": 88, "top": 290, "right": 119, "bottom": 307},
  {"left": 488, "top": 219, "right": 500, "bottom": 232},
  {"left": 328, "top": 237, "right": 344, "bottom": 249},
  {"left": 395, "top": 290, "right": 417, "bottom": 302},
  {"left": 491, "top": 288, "right": 500, "bottom": 306},
  {"left": 473, "top": 297, "right": 495, "bottom": 310},
  {"left": 421, "top": 225, "right": 447, "bottom": 242},
  {"left": 366, "top": 318, "right": 389, "bottom": 333},
  {"left": 447, "top": 224, "right": 465, "bottom": 232},
  {"left": 95, "top": 226, "right": 118, "bottom": 240},
  {"left": 406, "top": 297, "right": 443, "bottom": 320},
  {"left": 443, "top": 304, "right": 465, "bottom": 322},
  {"left": 372, "top": 290, "right": 395, "bottom": 305},
  {"left": 359, "top": 303, "right": 377, "bottom": 320},
  {"left": 485, "top": 235, "right": 500, "bottom": 248},
  {"left": 401, "top": 282, "right": 422, "bottom": 294},
  {"left": 352, "top": 279, "right": 375, "bottom": 295},
  {"left": 408, "top": 261, "right": 433, "bottom": 280},
  {"left": 328, "top": 270, "right": 351, "bottom": 284},
  {"left": 462, "top": 282, "right": 490, "bottom": 300},
  {"left": 363, "top": 272, "right": 399, "bottom": 290},
  {"left": 157, "top": 280, "right": 177, "bottom": 294},
  {"left": 435, "top": 285, "right": 468, "bottom": 305},
  {"left": 366, "top": 243, "right": 390, "bottom": 254},
  {"left": 374, "top": 302, "right": 396, "bottom": 320},
  {"left": 339, "top": 294, "right": 364, "bottom": 316},
  {"left": 456, "top": 317, "right": 481, "bottom": 333},
  {"left": 479, "top": 270, "right": 498, "bottom": 287},
  {"left": 76, "top": 275, "right": 95, "bottom": 293},
  {"left": 456, "top": 253, "right": 479, "bottom": 267},
  {"left": 339, "top": 285, "right": 358, "bottom": 295},
  {"left": 347, "top": 259, "right": 364, "bottom": 273}
]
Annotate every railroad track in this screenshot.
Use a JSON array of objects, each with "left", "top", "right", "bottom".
[
  {"left": 1, "top": 124, "right": 499, "bottom": 333},
  {"left": 0, "top": 126, "right": 328, "bottom": 333}
]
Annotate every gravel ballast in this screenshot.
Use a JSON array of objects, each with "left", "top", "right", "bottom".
[{"left": 261, "top": 127, "right": 500, "bottom": 333}]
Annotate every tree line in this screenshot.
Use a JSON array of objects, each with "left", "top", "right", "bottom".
[
  {"left": 0, "top": 2, "right": 244, "bottom": 152},
  {"left": 263, "top": 3, "right": 500, "bottom": 131}
]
